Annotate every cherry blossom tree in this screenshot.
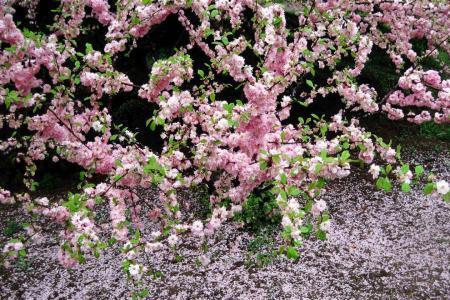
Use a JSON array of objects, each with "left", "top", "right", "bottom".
[{"left": 0, "top": 0, "right": 448, "bottom": 285}]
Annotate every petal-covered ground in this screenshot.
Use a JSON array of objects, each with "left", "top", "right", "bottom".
[{"left": 1, "top": 147, "right": 449, "bottom": 300}]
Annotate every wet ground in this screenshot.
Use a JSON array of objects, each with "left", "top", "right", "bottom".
[{"left": 1, "top": 146, "right": 449, "bottom": 300}]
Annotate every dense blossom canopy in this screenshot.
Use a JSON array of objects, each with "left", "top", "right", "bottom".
[{"left": 0, "top": 0, "right": 449, "bottom": 283}]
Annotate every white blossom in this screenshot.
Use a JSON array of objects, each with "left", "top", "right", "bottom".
[{"left": 436, "top": 180, "right": 449, "bottom": 195}]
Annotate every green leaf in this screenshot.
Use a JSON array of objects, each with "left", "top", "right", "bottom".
[
  {"left": 401, "top": 183, "right": 411, "bottom": 193},
  {"left": 221, "top": 36, "right": 229, "bottom": 46},
  {"left": 150, "top": 120, "right": 156, "bottom": 131},
  {"left": 316, "top": 230, "right": 326, "bottom": 241},
  {"left": 376, "top": 177, "right": 392, "bottom": 192},
  {"left": 300, "top": 225, "right": 311, "bottom": 234},
  {"left": 414, "top": 165, "right": 424, "bottom": 176},
  {"left": 423, "top": 183, "right": 435, "bottom": 195},
  {"left": 286, "top": 246, "right": 299, "bottom": 260},
  {"left": 396, "top": 145, "right": 402, "bottom": 158},
  {"left": 85, "top": 43, "right": 93, "bottom": 54},
  {"left": 320, "top": 125, "right": 328, "bottom": 136},
  {"left": 197, "top": 69, "right": 205, "bottom": 78},
  {"left": 122, "top": 260, "right": 131, "bottom": 272},
  {"left": 401, "top": 164, "right": 409, "bottom": 174},
  {"left": 288, "top": 186, "right": 301, "bottom": 196},
  {"left": 386, "top": 164, "right": 392, "bottom": 174},
  {"left": 382, "top": 177, "right": 392, "bottom": 192},
  {"left": 306, "top": 80, "right": 314, "bottom": 89},
  {"left": 139, "top": 289, "right": 150, "bottom": 298},
  {"left": 340, "top": 150, "right": 350, "bottom": 161},
  {"left": 18, "top": 249, "right": 26, "bottom": 258},
  {"left": 443, "top": 192, "right": 450, "bottom": 203},
  {"left": 280, "top": 173, "right": 287, "bottom": 185},
  {"left": 376, "top": 177, "right": 384, "bottom": 190},
  {"left": 314, "top": 163, "right": 322, "bottom": 174},
  {"left": 272, "top": 17, "right": 282, "bottom": 28},
  {"left": 272, "top": 154, "right": 281, "bottom": 164},
  {"left": 156, "top": 116, "right": 165, "bottom": 125},
  {"left": 210, "top": 9, "right": 219, "bottom": 18}
]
